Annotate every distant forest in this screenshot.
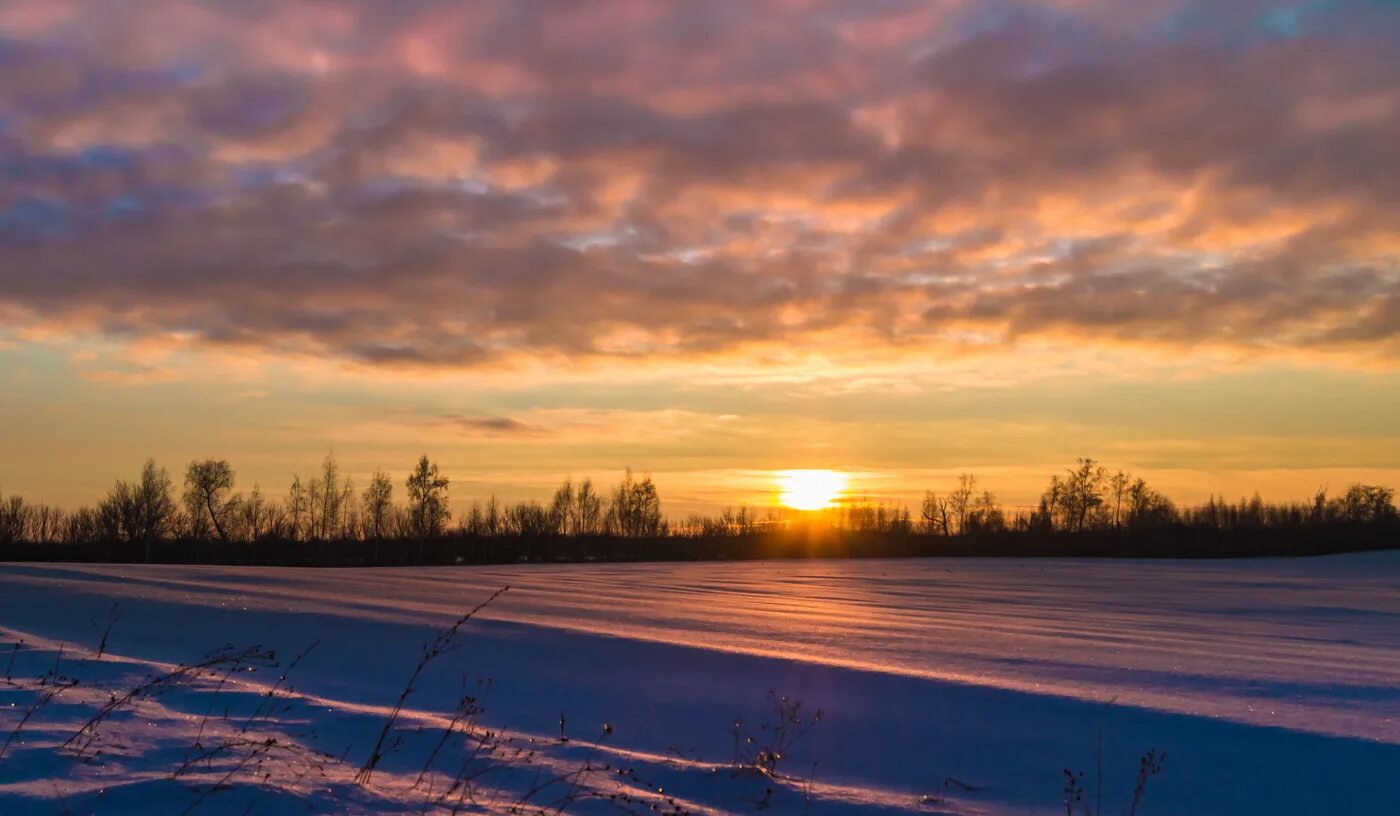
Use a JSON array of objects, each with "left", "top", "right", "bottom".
[{"left": 0, "top": 455, "right": 1396, "bottom": 565}]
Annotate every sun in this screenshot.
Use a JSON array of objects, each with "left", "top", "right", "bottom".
[{"left": 777, "top": 469, "right": 849, "bottom": 511}]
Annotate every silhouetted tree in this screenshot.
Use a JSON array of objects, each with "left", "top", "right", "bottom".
[
  {"left": 1109, "top": 470, "right": 1130, "bottom": 528},
  {"left": 549, "top": 480, "right": 573, "bottom": 535},
  {"left": 462, "top": 501, "right": 485, "bottom": 536},
  {"left": 287, "top": 475, "right": 309, "bottom": 542},
  {"left": 362, "top": 470, "right": 394, "bottom": 540},
  {"left": 316, "top": 453, "right": 348, "bottom": 540},
  {"left": 239, "top": 483, "right": 271, "bottom": 541},
  {"left": 965, "top": 491, "right": 1006, "bottom": 534},
  {"left": 0, "top": 493, "right": 29, "bottom": 545},
  {"left": 406, "top": 455, "right": 450, "bottom": 539},
  {"left": 727, "top": 506, "right": 757, "bottom": 535},
  {"left": 28, "top": 503, "right": 63, "bottom": 544},
  {"left": 920, "top": 491, "right": 951, "bottom": 535},
  {"left": 340, "top": 477, "right": 358, "bottom": 540},
  {"left": 606, "top": 470, "right": 662, "bottom": 537},
  {"left": 1329, "top": 484, "right": 1397, "bottom": 523},
  {"left": 573, "top": 478, "right": 602, "bottom": 535},
  {"left": 98, "top": 460, "right": 176, "bottom": 558},
  {"left": 184, "top": 459, "right": 235, "bottom": 543},
  {"left": 485, "top": 495, "right": 502, "bottom": 536},
  {"left": 844, "top": 497, "right": 912, "bottom": 534},
  {"left": 504, "top": 501, "right": 552, "bottom": 537},
  {"left": 64, "top": 507, "right": 103, "bottom": 545},
  {"left": 1039, "top": 458, "right": 1107, "bottom": 532},
  {"left": 1241, "top": 492, "right": 1266, "bottom": 528},
  {"left": 949, "top": 474, "right": 977, "bottom": 534},
  {"left": 1125, "top": 478, "right": 1174, "bottom": 529},
  {"left": 680, "top": 506, "right": 753, "bottom": 537},
  {"left": 306, "top": 477, "right": 324, "bottom": 538},
  {"left": 1310, "top": 487, "right": 1330, "bottom": 523}
]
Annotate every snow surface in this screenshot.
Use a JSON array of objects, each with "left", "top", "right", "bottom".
[{"left": 2, "top": 553, "right": 1399, "bottom": 814}]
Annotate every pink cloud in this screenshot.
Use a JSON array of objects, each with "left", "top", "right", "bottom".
[{"left": 0, "top": 0, "right": 1396, "bottom": 372}]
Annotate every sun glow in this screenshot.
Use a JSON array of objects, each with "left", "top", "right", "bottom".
[{"left": 777, "top": 469, "right": 849, "bottom": 511}]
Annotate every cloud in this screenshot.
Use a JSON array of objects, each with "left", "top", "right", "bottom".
[
  {"left": 0, "top": 0, "right": 1397, "bottom": 373},
  {"left": 434, "top": 408, "right": 746, "bottom": 445},
  {"left": 442, "top": 415, "right": 540, "bottom": 437}
]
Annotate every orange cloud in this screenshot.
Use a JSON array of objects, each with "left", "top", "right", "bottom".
[{"left": 0, "top": 0, "right": 1396, "bottom": 381}]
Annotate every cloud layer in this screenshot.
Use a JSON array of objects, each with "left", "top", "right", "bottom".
[{"left": 2, "top": 0, "right": 1398, "bottom": 372}]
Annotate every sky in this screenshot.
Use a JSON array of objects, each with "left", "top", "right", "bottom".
[{"left": 1, "top": 0, "right": 1398, "bottom": 514}]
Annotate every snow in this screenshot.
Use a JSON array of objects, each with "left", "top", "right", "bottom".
[{"left": 3, "top": 553, "right": 1399, "bottom": 814}]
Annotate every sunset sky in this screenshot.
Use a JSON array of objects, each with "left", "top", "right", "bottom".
[{"left": 2, "top": 0, "right": 1398, "bottom": 514}]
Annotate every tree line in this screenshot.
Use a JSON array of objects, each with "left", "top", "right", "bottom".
[
  {"left": 0, "top": 454, "right": 664, "bottom": 549},
  {"left": 838, "top": 459, "right": 1395, "bottom": 536},
  {"left": 0, "top": 455, "right": 1395, "bottom": 564}
]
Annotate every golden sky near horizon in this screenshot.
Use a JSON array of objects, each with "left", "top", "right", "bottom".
[{"left": 1, "top": 1, "right": 1399, "bottom": 513}]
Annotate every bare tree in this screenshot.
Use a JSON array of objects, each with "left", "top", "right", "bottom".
[
  {"left": 29, "top": 504, "right": 64, "bottom": 544},
  {"left": 573, "top": 478, "right": 601, "bottom": 535},
  {"left": 1109, "top": 470, "right": 1130, "bottom": 529},
  {"left": 135, "top": 460, "right": 177, "bottom": 545},
  {"left": 728, "top": 505, "right": 756, "bottom": 535},
  {"left": 317, "top": 453, "right": 343, "bottom": 540},
  {"left": 462, "top": 501, "right": 485, "bottom": 536},
  {"left": 606, "top": 470, "right": 663, "bottom": 537},
  {"left": 1330, "top": 483, "right": 1397, "bottom": 522},
  {"left": 61, "top": 507, "right": 99, "bottom": 545},
  {"left": 406, "top": 455, "right": 450, "bottom": 539},
  {"left": 949, "top": 474, "right": 977, "bottom": 535},
  {"left": 306, "top": 477, "right": 324, "bottom": 539},
  {"left": 1032, "top": 475, "right": 1062, "bottom": 532},
  {"left": 339, "top": 475, "right": 358, "bottom": 540},
  {"left": 843, "top": 497, "right": 911, "bottom": 534},
  {"left": 98, "top": 460, "right": 176, "bottom": 558},
  {"left": 549, "top": 480, "right": 574, "bottom": 535},
  {"left": 1041, "top": 459, "right": 1108, "bottom": 533},
  {"left": 966, "top": 491, "right": 1006, "bottom": 534},
  {"left": 1125, "top": 478, "right": 1174, "bottom": 529},
  {"left": 485, "top": 494, "right": 501, "bottom": 536},
  {"left": 239, "top": 483, "right": 269, "bottom": 541},
  {"left": 0, "top": 493, "right": 29, "bottom": 545},
  {"left": 504, "top": 501, "right": 551, "bottom": 536},
  {"left": 362, "top": 469, "right": 394, "bottom": 540},
  {"left": 286, "top": 475, "right": 308, "bottom": 542},
  {"left": 920, "top": 491, "right": 951, "bottom": 535},
  {"left": 184, "top": 460, "right": 235, "bottom": 543},
  {"left": 1311, "top": 486, "right": 1330, "bottom": 523}
]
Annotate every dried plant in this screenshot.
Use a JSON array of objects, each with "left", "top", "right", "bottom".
[
  {"left": 356, "top": 585, "right": 508, "bottom": 784},
  {"left": 61, "top": 644, "right": 279, "bottom": 760},
  {"left": 732, "top": 690, "right": 823, "bottom": 779}
]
